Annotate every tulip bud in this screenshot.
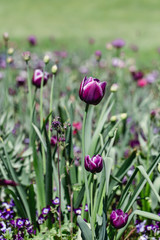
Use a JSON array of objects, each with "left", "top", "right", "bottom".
[
  {"left": 79, "top": 76, "right": 107, "bottom": 105},
  {"left": 51, "top": 64, "right": 58, "bottom": 74},
  {"left": 158, "top": 163, "right": 160, "bottom": 173},
  {"left": 110, "top": 209, "right": 128, "bottom": 229},
  {"left": 3, "top": 32, "right": 9, "bottom": 41},
  {"left": 32, "top": 69, "right": 49, "bottom": 88},
  {"left": 120, "top": 113, "right": 127, "bottom": 120},
  {"left": 8, "top": 48, "right": 14, "bottom": 55},
  {"left": 110, "top": 116, "right": 117, "bottom": 122},
  {"left": 22, "top": 51, "right": 31, "bottom": 63},
  {"left": 43, "top": 55, "right": 50, "bottom": 64},
  {"left": 84, "top": 154, "right": 103, "bottom": 173},
  {"left": 7, "top": 57, "right": 13, "bottom": 64},
  {"left": 110, "top": 83, "right": 119, "bottom": 92}
]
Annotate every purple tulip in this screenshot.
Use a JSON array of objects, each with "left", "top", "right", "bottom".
[
  {"left": 110, "top": 209, "right": 128, "bottom": 229},
  {"left": 84, "top": 154, "right": 103, "bottom": 173},
  {"left": 0, "top": 179, "right": 18, "bottom": 186},
  {"left": 95, "top": 50, "right": 102, "bottom": 61},
  {"left": 32, "top": 69, "right": 49, "bottom": 88},
  {"left": 131, "top": 71, "right": 144, "bottom": 81},
  {"left": 79, "top": 76, "right": 107, "bottom": 105},
  {"left": 112, "top": 39, "right": 125, "bottom": 49}
]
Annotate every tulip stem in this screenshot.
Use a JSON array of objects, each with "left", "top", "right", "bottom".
[
  {"left": 40, "top": 65, "right": 45, "bottom": 128},
  {"left": 26, "top": 63, "right": 32, "bottom": 123},
  {"left": 48, "top": 74, "right": 55, "bottom": 139},
  {"left": 82, "top": 104, "right": 95, "bottom": 238}
]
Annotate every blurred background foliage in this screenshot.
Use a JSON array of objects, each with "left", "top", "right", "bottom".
[{"left": 0, "top": 0, "right": 160, "bottom": 52}]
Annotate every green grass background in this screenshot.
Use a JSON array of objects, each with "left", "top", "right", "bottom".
[{"left": 1, "top": 0, "right": 160, "bottom": 52}]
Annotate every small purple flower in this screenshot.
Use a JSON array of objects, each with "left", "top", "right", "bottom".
[
  {"left": 74, "top": 208, "right": 81, "bottom": 215},
  {"left": 84, "top": 154, "right": 103, "bottom": 173},
  {"left": 42, "top": 206, "right": 50, "bottom": 215},
  {"left": 112, "top": 39, "right": 125, "bottom": 49},
  {"left": 16, "top": 218, "right": 25, "bottom": 228},
  {"left": 52, "top": 197, "right": 60, "bottom": 205},
  {"left": 37, "top": 214, "right": 45, "bottom": 225},
  {"left": 28, "top": 35, "right": 37, "bottom": 46},
  {"left": 84, "top": 204, "right": 88, "bottom": 212},
  {"left": 0, "top": 221, "right": 6, "bottom": 233},
  {"left": 32, "top": 69, "right": 49, "bottom": 88},
  {"left": 79, "top": 76, "right": 107, "bottom": 105},
  {"left": 67, "top": 205, "right": 71, "bottom": 212},
  {"left": 110, "top": 209, "right": 128, "bottom": 229},
  {"left": 136, "top": 220, "right": 146, "bottom": 233}
]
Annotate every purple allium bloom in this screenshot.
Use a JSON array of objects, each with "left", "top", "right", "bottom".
[
  {"left": 50, "top": 136, "right": 57, "bottom": 147},
  {"left": 74, "top": 208, "right": 82, "bottom": 215},
  {"left": 32, "top": 69, "right": 49, "bottom": 88},
  {"left": 16, "top": 218, "right": 25, "bottom": 228},
  {"left": 136, "top": 220, "right": 146, "bottom": 233},
  {"left": 0, "top": 221, "right": 6, "bottom": 233},
  {"left": 112, "top": 39, "right": 125, "bottom": 49},
  {"left": 79, "top": 66, "right": 88, "bottom": 74},
  {"left": 95, "top": 50, "right": 102, "bottom": 61},
  {"left": 79, "top": 76, "right": 107, "bottom": 105},
  {"left": 146, "top": 70, "right": 159, "bottom": 83},
  {"left": 84, "top": 154, "right": 103, "bottom": 173},
  {"left": 28, "top": 35, "right": 37, "bottom": 46},
  {"left": 42, "top": 206, "right": 50, "bottom": 215},
  {"left": 110, "top": 209, "right": 128, "bottom": 229},
  {"left": 52, "top": 197, "right": 60, "bottom": 205}
]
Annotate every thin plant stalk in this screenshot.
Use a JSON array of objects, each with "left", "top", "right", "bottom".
[
  {"left": 48, "top": 74, "right": 55, "bottom": 139},
  {"left": 57, "top": 135, "right": 62, "bottom": 240},
  {"left": 26, "top": 63, "right": 32, "bottom": 123},
  {"left": 40, "top": 65, "right": 45, "bottom": 128}
]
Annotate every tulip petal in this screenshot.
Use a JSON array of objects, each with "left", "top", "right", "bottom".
[{"left": 83, "top": 81, "right": 103, "bottom": 105}]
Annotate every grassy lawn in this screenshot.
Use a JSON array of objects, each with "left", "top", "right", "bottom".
[{"left": 0, "top": 0, "right": 160, "bottom": 53}]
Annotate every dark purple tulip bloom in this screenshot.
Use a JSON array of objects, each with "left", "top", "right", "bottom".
[
  {"left": 28, "top": 35, "right": 37, "bottom": 46},
  {"left": 32, "top": 69, "right": 49, "bottom": 88},
  {"left": 110, "top": 209, "right": 128, "bottom": 229},
  {"left": 79, "top": 76, "right": 107, "bottom": 105},
  {"left": 0, "top": 179, "right": 18, "bottom": 186},
  {"left": 131, "top": 71, "right": 144, "bottom": 81},
  {"left": 112, "top": 39, "right": 125, "bottom": 49},
  {"left": 84, "top": 154, "right": 103, "bottom": 173}
]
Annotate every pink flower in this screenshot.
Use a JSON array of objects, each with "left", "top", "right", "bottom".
[{"left": 137, "top": 78, "right": 148, "bottom": 87}]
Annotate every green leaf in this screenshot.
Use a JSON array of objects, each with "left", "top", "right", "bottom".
[
  {"left": 151, "top": 176, "right": 160, "bottom": 210},
  {"left": 77, "top": 216, "right": 92, "bottom": 240},
  {"left": 32, "top": 123, "right": 47, "bottom": 152}
]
